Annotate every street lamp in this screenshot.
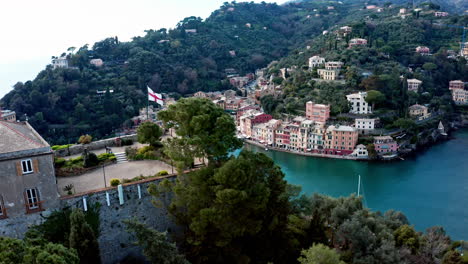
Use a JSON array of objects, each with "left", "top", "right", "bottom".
[{"left": 103, "top": 164, "right": 107, "bottom": 188}]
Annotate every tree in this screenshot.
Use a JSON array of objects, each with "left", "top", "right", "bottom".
[
  {"left": 124, "top": 220, "right": 189, "bottom": 264},
  {"left": 442, "top": 251, "right": 463, "bottom": 264},
  {"left": 298, "top": 244, "right": 345, "bottom": 264},
  {"left": 149, "top": 151, "right": 294, "bottom": 263},
  {"left": 365, "top": 90, "right": 385, "bottom": 110},
  {"left": 137, "top": 121, "right": 163, "bottom": 148},
  {"left": 392, "top": 118, "right": 416, "bottom": 130},
  {"left": 0, "top": 236, "right": 79, "bottom": 264},
  {"left": 394, "top": 225, "right": 420, "bottom": 254},
  {"left": 69, "top": 209, "right": 101, "bottom": 264},
  {"left": 158, "top": 98, "right": 242, "bottom": 168}
]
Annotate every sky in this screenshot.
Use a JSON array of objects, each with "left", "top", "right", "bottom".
[{"left": 0, "top": 0, "right": 287, "bottom": 99}]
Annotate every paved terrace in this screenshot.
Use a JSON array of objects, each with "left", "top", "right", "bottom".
[{"left": 57, "top": 160, "right": 174, "bottom": 196}]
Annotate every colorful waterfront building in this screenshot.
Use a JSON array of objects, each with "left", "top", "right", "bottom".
[
  {"left": 239, "top": 110, "right": 272, "bottom": 138},
  {"left": 324, "top": 125, "right": 358, "bottom": 155},
  {"left": 373, "top": 136, "right": 399, "bottom": 154},
  {"left": 275, "top": 124, "right": 291, "bottom": 148}
]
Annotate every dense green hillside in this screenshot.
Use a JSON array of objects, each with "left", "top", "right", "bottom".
[
  {"left": 261, "top": 4, "right": 468, "bottom": 128},
  {"left": 0, "top": 1, "right": 352, "bottom": 144},
  {"left": 1, "top": 0, "right": 467, "bottom": 144}
]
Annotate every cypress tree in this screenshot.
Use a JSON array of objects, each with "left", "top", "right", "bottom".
[{"left": 69, "top": 208, "right": 101, "bottom": 264}]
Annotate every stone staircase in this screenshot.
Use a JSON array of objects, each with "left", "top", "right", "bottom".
[{"left": 114, "top": 152, "right": 128, "bottom": 164}]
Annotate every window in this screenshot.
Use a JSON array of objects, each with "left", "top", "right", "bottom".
[
  {"left": 21, "top": 159, "right": 33, "bottom": 174},
  {"left": 0, "top": 195, "right": 6, "bottom": 219},
  {"left": 25, "top": 188, "right": 42, "bottom": 213}
]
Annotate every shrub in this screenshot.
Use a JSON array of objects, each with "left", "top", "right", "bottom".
[
  {"left": 52, "top": 144, "right": 74, "bottom": 151},
  {"left": 110, "top": 178, "right": 121, "bottom": 187},
  {"left": 121, "top": 139, "right": 133, "bottom": 146},
  {"left": 97, "top": 153, "right": 116, "bottom": 162},
  {"left": 157, "top": 170, "right": 169, "bottom": 176},
  {"left": 78, "top": 134, "right": 93, "bottom": 144},
  {"left": 83, "top": 152, "right": 99, "bottom": 168},
  {"left": 55, "top": 158, "right": 66, "bottom": 168}
]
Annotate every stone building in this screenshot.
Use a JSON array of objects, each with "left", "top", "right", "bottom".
[{"left": 0, "top": 121, "right": 59, "bottom": 219}]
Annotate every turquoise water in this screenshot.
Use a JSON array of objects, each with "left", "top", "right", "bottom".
[{"left": 243, "top": 129, "right": 468, "bottom": 240}]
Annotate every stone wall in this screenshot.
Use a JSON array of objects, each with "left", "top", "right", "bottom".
[
  {"left": 0, "top": 175, "right": 178, "bottom": 264},
  {"left": 54, "top": 134, "right": 138, "bottom": 157},
  {"left": 62, "top": 175, "right": 178, "bottom": 264}
]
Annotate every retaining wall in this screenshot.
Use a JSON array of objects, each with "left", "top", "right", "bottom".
[
  {"left": 0, "top": 175, "right": 178, "bottom": 264},
  {"left": 54, "top": 134, "right": 138, "bottom": 157}
]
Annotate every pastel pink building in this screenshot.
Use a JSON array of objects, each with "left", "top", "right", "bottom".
[
  {"left": 239, "top": 111, "right": 272, "bottom": 138},
  {"left": 349, "top": 38, "right": 367, "bottom": 48},
  {"left": 374, "top": 136, "right": 399, "bottom": 154},
  {"left": 416, "top": 46, "right": 430, "bottom": 55},
  {"left": 306, "top": 101, "right": 330, "bottom": 123},
  {"left": 449, "top": 80, "right": 464, "bottom": 90}
]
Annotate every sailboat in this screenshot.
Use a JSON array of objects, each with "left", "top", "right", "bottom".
[{"left": 357, "top": 175, "right": 368, "bottom": 208}]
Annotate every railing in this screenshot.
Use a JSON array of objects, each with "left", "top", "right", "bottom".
[{"left": 25, "top": 201, "right": 45, "bottom": 214}]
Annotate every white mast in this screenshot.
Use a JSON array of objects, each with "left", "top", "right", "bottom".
[{"left": 357, "top": 175, "right": 361, "bottom": 196}]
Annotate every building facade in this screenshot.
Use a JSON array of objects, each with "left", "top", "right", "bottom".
[
  {"left": 324, "top": 125, "right": 358, "bottom": 155},
  {"left": 0, "top": 109, "right": 16, "bottom": 122},
  {"left": 317, "top": 69, "right": 339, "bottom": 80},
  {"left": 325, "top": 61, "right": 343, "bottom": 70},
  {"left": 51, "top": 57, "right": 68, "bottom": 69},
  {"left": 309, "top": 56, "right": 326, "bottom": 68},
  {"left": 347, "top": 92, "right": 372, "bottom": 114},
  {"left": 409, "top": 104, "right": 430, "bottom": 119},
  {"left": 415, "top": 46, "right": 430, "bottom": 55},
  {"left": 306, "top": 102, "right": 330, "bottom": 123},
  {"left": 449, "top": 80, "right": 464, "bottom": 90},
  {"left": 407, "top": 79, "right": 422, "bottom": 92},
  {"left": 355, "top": 118, "right": 375, "bottom": 134},
  {"left": 0, "top": 121, "right": 59, "bottom": 219},
  {"left": 451, "top": 89, "right": 468, "bottom": 105},
  {"left": 374, "top": 136, "right": 398, "bottom": 154},
  {"left": 349, "top": 38, "right": 368, "bottom": 48}
]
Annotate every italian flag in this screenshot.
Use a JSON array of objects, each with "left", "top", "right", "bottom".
[{"left": 148, "top": 86, "right": 164, "bottom": 106}]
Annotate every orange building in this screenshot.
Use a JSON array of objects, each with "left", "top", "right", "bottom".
[{"left": 324, "top": 125, "right": 358, "bottom": 155}]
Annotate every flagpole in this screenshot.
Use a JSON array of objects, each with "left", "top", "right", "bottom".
[{"left": 147, "top": 85, "right": 149, "bottom": 121}]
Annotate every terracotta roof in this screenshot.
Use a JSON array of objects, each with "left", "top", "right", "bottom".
[{"left": 0, "top": 121, "right": 49, "bottom": 155}]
